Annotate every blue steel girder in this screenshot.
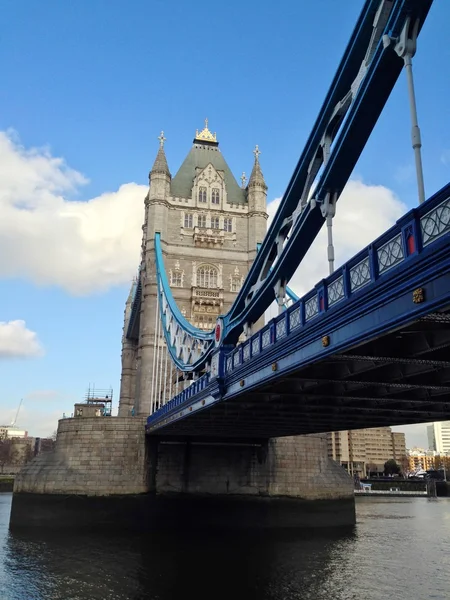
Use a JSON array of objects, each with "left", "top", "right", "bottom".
[
  {"left": 146, "top": 183, "right": 450, "bottom": 437},
  {"left": 154, "top": 233, "right": 215, "bottom": 372},
  {"left": 222, "top": 0, "right": 433, "bottom": 344}
]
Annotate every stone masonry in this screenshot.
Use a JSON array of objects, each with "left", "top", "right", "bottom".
[
  {"left": 119, "top": 122, "right": 268, "bottom": 417},
  {"left": 152, "top": 433, "right": 354, "bottom": 501},
  {"left": 15, "top": 416, "right": 352, "bottom": 505},
  {"left": 14, "top": 417, "right": 148, "bottom": 496}
]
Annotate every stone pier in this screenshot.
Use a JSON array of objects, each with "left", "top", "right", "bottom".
[{"left": 10, "top": 415, "right": 354, "bottom": 530}]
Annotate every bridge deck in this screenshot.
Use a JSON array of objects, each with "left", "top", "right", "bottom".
[
  {"left": 146, "top": 184, "right": 450, "bottom": 439},
  {"left": 150, "top": 312, "right": 450, "bottom": 438}
]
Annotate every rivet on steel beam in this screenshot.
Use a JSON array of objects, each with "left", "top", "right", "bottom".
[{"left": 413, "top": 287, "right": 425, "bottom": 304}]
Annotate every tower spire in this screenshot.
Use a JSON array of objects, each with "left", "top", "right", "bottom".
[
  {"left": 150, "top": 131, "right": 171, "bottom": 178},
  {"left": 248, "top": 145, "right": 267, "bottom": 190}
]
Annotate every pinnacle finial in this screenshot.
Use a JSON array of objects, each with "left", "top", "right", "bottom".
[
  {"left": 240, "top": 172, "right": 247, "bottom": 188},
  {"left": 194, "top": 118, "right": 218, "bottom": 143},
  {"left": 158, "top": 131, "right": 166, "bottom": 148},
  {"left": 248, "top": 144, "right": 267, "bottom": 191}
]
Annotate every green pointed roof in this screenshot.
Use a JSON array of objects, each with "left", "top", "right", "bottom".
[{"left": 170, "top": 143, "right": 246, "bottom": 205}]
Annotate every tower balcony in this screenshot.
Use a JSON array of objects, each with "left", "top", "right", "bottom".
[{"left": 193, "top": 226, "right": 224, "bottom": 248}]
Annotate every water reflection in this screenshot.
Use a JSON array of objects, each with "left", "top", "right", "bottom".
[{"left": 2, "top": 494, "right": 450, "bottom": 600}]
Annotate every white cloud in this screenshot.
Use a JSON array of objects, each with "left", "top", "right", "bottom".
[
  {"left": 0, "top": 130, "right": 146, "bottom": 295},
  {"left": 0, "top": 320, "right": 44, "bottom": 358},
  {"left": 267, "top": 179, "right": 406, "bottom": 299}
]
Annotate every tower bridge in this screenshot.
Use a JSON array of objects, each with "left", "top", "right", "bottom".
[{"left": 12, "top": 0, "right": 448, "bottom": 531}]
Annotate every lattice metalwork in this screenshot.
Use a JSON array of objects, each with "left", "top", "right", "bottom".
[
  {"left": 226, "top": 356, "right": 233, "bottom": 373},
  {"left": 262, "top": 329, "right": 271, "bottom": 349},
  {"left": 252, "top": 337, "right": 260, "bottom": 356},
  {"left": 305, "top": 296, "right": 318, "bottom": 321},
  {"left": 243, "top": 343, "right": 251, "bottom": 361},
  {"left": 350, "top": 257, "right": 371, "bottom": 291},
  {"left": 421, "top": 197, "right": 450, "bottom": 246},
  {"left": 290, "top": 308, "right": 301, "bottom": 330},
  {"left": 377, "top": 234, "right": 404, "bottom": 274},
  {"left": 328, "top": 276, "right": 345, "bottom": 306},
  {"left": 276, "top": 318, "right": 287, "bottom": 340},
  {"left": 233, "top": 350, "right": 240, "bottom": 368}
]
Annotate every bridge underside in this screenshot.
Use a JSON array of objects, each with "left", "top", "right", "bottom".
[{"left": 151, "top": 311, "right": 450, "bottom": 439}]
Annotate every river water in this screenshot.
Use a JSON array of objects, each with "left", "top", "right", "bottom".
[{"left": 1, "top": 493, "right": 449, "bottom": 600}]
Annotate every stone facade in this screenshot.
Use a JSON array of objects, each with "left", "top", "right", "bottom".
[
  {"left": 119, "top": 122, "right": 268, "bottom": 417},
  {"left": 152, "top": 434, "right": 353, "bottom": 502},
  {"left": 14, "top": 417, "right": 148, "bottom": 495},
  {"left": 12, "top": 421, "right": 355, "bottom": 529}
]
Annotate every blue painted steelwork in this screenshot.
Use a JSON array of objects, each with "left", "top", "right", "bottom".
[
  {"left": 147, "top": 182, "right": 450, "bottom": 433},
  {"left": 130, "top": 0, "right": 434, "bottom": 375},
  {"left": 154, "top": 233, "right": 215, "bottom": 371},
  {"left": 222, "top": 0, "right": 433, "bottom": 343}
]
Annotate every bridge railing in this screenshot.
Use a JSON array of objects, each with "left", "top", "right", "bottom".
[
  {"left": 223, "top": 184, "right": 450, "bottom": 376},
  {"left": 146, "top": 183, "right": 450, "bottom": 428},
  {"left": 154, "top": 372, "right": 211, "bottom": 418}
]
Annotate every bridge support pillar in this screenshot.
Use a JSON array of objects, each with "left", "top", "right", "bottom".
[
  {"left": 10, "top": 419, "right": 354, "bottom": 530},
  {"left": 147, "top": 433, "right": 355, "bottom": 529}
]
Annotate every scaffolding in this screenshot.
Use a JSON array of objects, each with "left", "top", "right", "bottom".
[{"left": 84, "top": 385, "right": 113, "bottom": 416}]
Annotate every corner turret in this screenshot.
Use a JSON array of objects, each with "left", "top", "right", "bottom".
[
  {"left": 247, "top": 145, "right": 267, "bottom": 211},
  {"left": 247, "top": 145, "right": 268, "bottom": 256},
  {"left": 149, "top": 131, "right": 171, "bottom": 202}
]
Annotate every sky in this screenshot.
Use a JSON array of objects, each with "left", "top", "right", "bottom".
[{"left": 0, "top": 0, "right": 449, "bottom": 447}]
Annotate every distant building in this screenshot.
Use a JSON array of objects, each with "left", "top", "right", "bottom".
[
  {"left": 327, "top": 427, "right": 407, "bottom": 476},
  {"left": 407, "top": 448, "right": 450, "bottom": 473},
  {"left": 427, "top": 421, "right": 450, "bottom": 453},
  {"left": 0, "top": 426, "right": 28, "bottom": 439}
]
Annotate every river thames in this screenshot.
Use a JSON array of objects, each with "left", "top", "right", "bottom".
[{"left": 1, "top": 493, "right": 449, "bottom": 599}]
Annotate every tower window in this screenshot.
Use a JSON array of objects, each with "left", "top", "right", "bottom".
[
  {"left": 211, "top": 188, "right": 220, "bottom": 204},
  {"left": 231, "top": 277, "right": 241, "bottom": 292},
  {"left": 171, "top": 272, "right": 182, "bottom": 287},
  {"left": 198, "top": 214, "right": 206, "bottom": 228},
  {"left": 197, "top": 265, "right": 218, "bottom": 289},
  {"left": 211, "top": 217, "right": 220, "bottom": 229},
  {"left": 170, "top": 261, "right": 184, "bottom": 287},
  {"left": 224, "top": 218, "right": 233, "bottom": 232},
  {"left": 184, "top": 213, "right": 193, "bottom": 228},
  {"left": 198, "top": 186, "right": 207, "bottom": 203}
]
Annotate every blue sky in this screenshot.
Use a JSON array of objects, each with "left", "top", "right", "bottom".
[{"left": 0, "top": 0, "right": 449, "bottom": 446}]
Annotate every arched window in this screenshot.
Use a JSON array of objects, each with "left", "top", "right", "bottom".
[
  {"left": 211, "top": 188, "right": 220, "bottom": 204},
  {"left": 198, "top": 214, "right": 206, "bottom": 228},
  {"left": 197, "top": 265, "right": 218, "bottom": 289},
  {"left": 198, "top": 187, "right": 207, "bottom": 203},
  {"left": 211, "top": 216, "right": 220, "bottom": 229}
]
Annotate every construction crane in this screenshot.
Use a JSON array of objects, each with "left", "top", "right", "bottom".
[{"left": 10, "top": 398, "right": 23, "bottom": 427}]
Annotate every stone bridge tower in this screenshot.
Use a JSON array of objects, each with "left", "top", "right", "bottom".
[{"left": 119, "top": 121, "right": 268, "bottom": 417}]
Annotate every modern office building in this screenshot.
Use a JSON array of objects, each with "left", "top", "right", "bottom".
[{"left": 327, "top": 427, "right": 407, "bottom": 476}]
